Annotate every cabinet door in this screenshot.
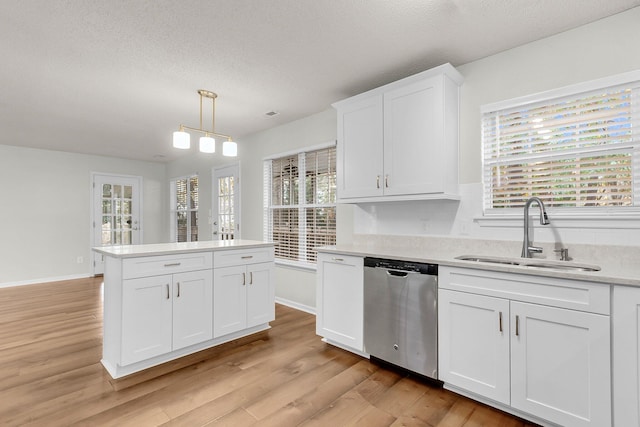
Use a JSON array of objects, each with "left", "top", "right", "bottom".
[
  {"left": 613, "top": 286, "right": 640, "bottom": 427},
  {"left": 173, "top": 270, "right": 213, "bottom": 350},
  {"left": 213, "top": 265, "right": 247, "bottom": 337},
  {"left": 316, "top": 254, "right": 364, "bottom": 351},
  {"left": 336, "top": 95, "right": 384, "bottom": 199},
  {"left": 246, "top": 262, "right": 275, "bottom": 328},
  {"left": 438, "top": 289, "right": 510, "bottom": 404},
  {"left": 510, "top": 302, "right": 611, "bottom": 427},
  {"left": 122, "top": 275, "right": 173, "bottom": 365},
  {"left": 383, "top": 76, "right": 444, "bottom": 196}
]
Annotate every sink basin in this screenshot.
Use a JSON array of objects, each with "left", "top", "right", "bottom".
[{"left": 455, "top": 255, "right": 601, "bottom": 272}]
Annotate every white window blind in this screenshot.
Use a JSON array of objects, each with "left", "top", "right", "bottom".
[
  {"left": 170, "top": 175, "right": 198, "bottom": 242},
  {"left": 482, "top": 75, "right": 640, "bottom": 216},
  {"left": 264, "top": 145, "right": 336, "bottom": 265}
]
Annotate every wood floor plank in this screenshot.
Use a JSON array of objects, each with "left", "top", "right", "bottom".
[{"left": 0, "top": 277, "right": 540, "bottom": 427}]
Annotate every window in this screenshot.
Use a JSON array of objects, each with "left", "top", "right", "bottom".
[
  {"left": 482, "top": 71, "right": 640, "bottom": 217},
  {"left": 264, "top": 144, "right": 337, "bottom": 265},
  {"left": 170, "top": 175, "right": 198, "bottom": 242}
]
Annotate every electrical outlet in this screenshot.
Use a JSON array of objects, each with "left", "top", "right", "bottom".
[{"left": 76, "top": 256, "right": 83, "bottom": 264}]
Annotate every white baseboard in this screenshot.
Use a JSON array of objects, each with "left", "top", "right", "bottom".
[
  {"left": 275, "top": 297, "right": 316, "bottom": 315},
  {"left": 0, "top": 273, "right": 93, "bottom": 289}
]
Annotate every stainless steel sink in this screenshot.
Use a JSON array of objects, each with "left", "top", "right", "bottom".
[{"left": 455, "top": 255, "right": 601, "bottom": 272}]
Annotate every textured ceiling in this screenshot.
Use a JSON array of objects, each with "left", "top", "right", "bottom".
[{"left": 1, "top": 0, "right": 639, "bottom": 162}]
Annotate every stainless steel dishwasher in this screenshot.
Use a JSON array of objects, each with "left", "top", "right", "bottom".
[{"left": 364, "top": 257, "right": 438, "bottom": 380}]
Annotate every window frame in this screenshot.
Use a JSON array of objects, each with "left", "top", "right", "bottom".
[
  {"left": 170, "top": 174, "right": 199, "bottom": 242},
  {"left": 263, "top": 142, "right": 337, "bottom": 269},
  {"left": 480, "top": 70, "right": 640, "bottom": 225}
]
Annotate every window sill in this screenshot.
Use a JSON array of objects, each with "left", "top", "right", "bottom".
[
  {"left": 476, "top": 213, "right": 640, "bottom": 229},
  {"left": 274, "top": 259, "right": 317, "bottom": 272}
]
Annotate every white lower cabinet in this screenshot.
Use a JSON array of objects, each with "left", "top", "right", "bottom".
[
  {"left": 316, "top": 253, "right": 364, "bottom": 353},
  {"left": 122, "top": 269, "right": 213, "bottom": 365},
  {"left": 439, "top": 266, "right": 611, "bottom": 427},
  {"left": 213, "top": 256, "right": 274, "bottom": 338},
  {"left": 612, "top": 285, "right": 640, "bottom": 427},
  {"left": 439, "top": 289, "right": 510, "bottom": 404}
]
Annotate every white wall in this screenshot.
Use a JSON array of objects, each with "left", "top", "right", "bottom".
[
  {"left": 0, "top": 144, "right": 166, "bottom": 286},
  {"left": 354, "top": 7, "right": 640, "bottom": 247}
]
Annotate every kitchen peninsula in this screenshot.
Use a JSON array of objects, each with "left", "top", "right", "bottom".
[{"left": 94, "top": 240, "right": 275, "bottom": 379}]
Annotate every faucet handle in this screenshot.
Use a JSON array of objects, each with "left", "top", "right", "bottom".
[
  {"left": 528, "top": 246, "right": 544, "bottom": 254},
  {"left": 554, "top": 248, "right": 569, "bottom": 261}
]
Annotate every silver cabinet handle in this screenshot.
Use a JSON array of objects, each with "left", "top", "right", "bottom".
[
  {"left": 242, "top": 272, "right": 246, "bottom": 286},
  {"left": 166, "top": 284, "right": 170, "bottom": 299},
  {"left": 164, "top": 262, "right": 181, "bottom": 267},
  {"left": 332, "top": 257, "right": 344, "bottom": 262},
  {"left": 176, "top": 282, "right": 180, "bottom": 298},
  {"left": 376, "top": 175, "right": 380, "bottom": 189},
  {"left": 249, "top": 272, "right": 253, "bottom": 285},
  {"left": 515, "top": 315, "right": 520, "bottom": 336},
  {"left": 241, "top": 255, "right": 253, "bottom": 259},
  {"left": 499, "top": 311, "right": 503, "bottom": 333},
  {"left": 385, "top": 175, "right": 389, "bottom": 188}
]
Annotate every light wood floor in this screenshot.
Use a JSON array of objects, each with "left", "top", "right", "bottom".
[{"left": 0, "top": 277, "right": 539, "bottom": 426}]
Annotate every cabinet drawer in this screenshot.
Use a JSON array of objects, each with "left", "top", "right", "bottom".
[
  {"left": 123, "top": 252, "right": 213, "bottom": 279},
  {"left": 214, "top": 247, "right": 274, "bottom": 268},
  {"left": 440, "top": 266, "right": 610, "bottom": 315}
]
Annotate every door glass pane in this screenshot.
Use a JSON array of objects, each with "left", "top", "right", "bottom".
[
  {"left": 102, "top": 200, "right": 112, "bottom": 214},
  {"left": 101, "top": 216, "right": 112, "bottom": 245},
  {"left": 122, "top": 200, "right": 131, "bottom": 215},
  {"left": 190, "top": 211, "right": 198, "bottom": 241},
  {"left": 218, "top": 176, "right": 235, "bottom": 240},
  {"left": 177, "top": 211, "right": 187, "bottom": 242},
  {"left": 113, "top": 185, "right": 122, "bottom": 198},
  {"left": 123, "top": 216, "right": 132, "bottom": 230},
  {"left": 122, "top": 231, "right": 131, "bottom": 244},
  {"left": 124, "top": 185, "right": 132, "bottom": 199},
  {"left": 102, "top": 184, "right": 111, "bottom": 198}
]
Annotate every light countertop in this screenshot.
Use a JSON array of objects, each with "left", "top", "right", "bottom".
[
  {"left": 316, "top": 236, "right": 640, "bottom": 287},
  {"left": 93, "top": 240, "right": 274, "bottom": 259}
]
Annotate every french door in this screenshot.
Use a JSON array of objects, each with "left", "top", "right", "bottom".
[
  {"left": 212, "top": 164, "right": 240, "bottom": 240},
  {"left": 91, "top": 173, "right": 142, "bottom": 275}
]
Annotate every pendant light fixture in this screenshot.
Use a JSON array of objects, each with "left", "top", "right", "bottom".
[{"left": 172, "top": 90, "right": 238, "bottom": 156}]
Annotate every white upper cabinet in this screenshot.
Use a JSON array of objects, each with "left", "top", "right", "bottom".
[{"left": 333, "top": 63, "right": 463, "bottom": 203}]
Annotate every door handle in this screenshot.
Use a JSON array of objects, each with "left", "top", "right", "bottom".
[
  {"left": 385, "top": 174, "right": 389, "bottom": 188},
  {"left": 176, "top": 282, "right": 180, "bottom": 298},
  {"left": 515, "top": 315, "right": 520, "bottom": 336},
  {"left": 166, "top": 284, "right": 170, "bottom": 299},
  {"left": 376, "top": 175, "right": 380, "bottom": 189},
  {"left": 249, "top": 272, "right": 253, "bottom": 285},
  {"left": 499, "top": 311, "right": 503, "bottom": 333},
  {"left": 242, "top": 272, "right": 246, "bottom": 286}
]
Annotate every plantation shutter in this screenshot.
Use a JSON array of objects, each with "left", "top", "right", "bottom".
[{"left": 482, "top": 80, "right": 640, "bottom": 214}]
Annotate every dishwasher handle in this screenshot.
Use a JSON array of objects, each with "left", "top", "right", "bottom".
[{"left": 385, "top": 269, "right": 419, "bottom": 277}]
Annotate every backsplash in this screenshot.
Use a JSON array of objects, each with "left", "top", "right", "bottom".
[
  {"left": 351, "top": 183, "right": 640, "bottom": 247},
  {"left": 351, "top": 233, "right": 640, "bottom": 269}
]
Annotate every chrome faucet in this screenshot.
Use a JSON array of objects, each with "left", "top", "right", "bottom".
[{"left": 521, "top": 197, "right": 550, "bottom": 258}]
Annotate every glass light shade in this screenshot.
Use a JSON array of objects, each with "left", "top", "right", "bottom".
[
  {"left": 223, "top": 139, "right": 238, "bottom": 157},
  {"left": 172, "top": 131, "right": 190, "bottom": 149},
  {"left": 199, "top": 136, "right": 216, "bottom": 153}
]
